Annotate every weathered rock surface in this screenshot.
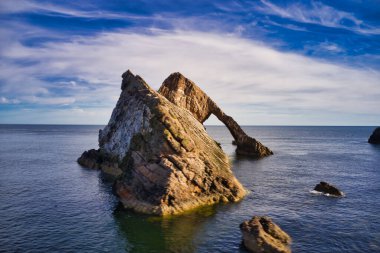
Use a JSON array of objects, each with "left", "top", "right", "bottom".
[
  {"left": 78, "top": 70, "right": 246, "bottom": 215},
  {"left": 314, "top": 181, "right": 343, "bottom": 197},
  {"left": 368, "top": 127, "right": 380, "bottom": 144},
  {"left": 158, "top": 72, "right": 273, "bottom": 158},
  {"left": 240, "top": 216, "right": 292, "bottom": 253}
]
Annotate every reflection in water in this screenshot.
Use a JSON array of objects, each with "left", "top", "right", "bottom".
[{"left": 114, "top": 205, "right": 217, "bottom": 253}]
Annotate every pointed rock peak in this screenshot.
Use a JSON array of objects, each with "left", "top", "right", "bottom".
[
  {"left": 164, "top": 72, "right": 184, "bottom": 85},
  {"left": 168, "top": 72, "right": 185, "bottom": 79},
  {"left": 122, "top": 69, "right": 134, "bottom": 79},
  {"left": 162, "top": 72, "right": 199, "bottom": 92},
  {"left": 121, "top": 69, "right": 136, "bottom": 90},
  {"left": 120, "top": 69, "right": 152, "bottom": 92}
]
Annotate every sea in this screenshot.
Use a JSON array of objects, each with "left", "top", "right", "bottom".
[{"left": 0, "top": 125, "right": 379, "bottom": 253}]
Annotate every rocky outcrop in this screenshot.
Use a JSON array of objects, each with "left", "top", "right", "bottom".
[
  {"left": 77, "top": 149, "right": 123, "bottom": 177},
  {"left": 78, "top": 70, "right": 246, "bottom": 216},
  {"left": 240, "top": 216, "right": 292, "bottom": 253},
  {"left": 158, "top": 73, "right": 273, "bottom": 158},
  {"left": 314, "top": 181, "right": 343, "bottom": 197},
  {"left": 368, "top": 127, "right": 380, "bottom": 144}
]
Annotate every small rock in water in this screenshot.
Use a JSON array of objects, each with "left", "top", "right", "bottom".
[
  {"left": 240, "top": 216, "right": 292, "bottom": 253},
  {"left": 314, "top": 181, "right": 343, "bottom": 197},
  {"left": 368, "top": 127, "right": 380, "bottom": 144}
]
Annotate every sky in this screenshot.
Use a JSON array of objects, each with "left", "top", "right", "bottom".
[{"left": 0, "top": 0, "right": 379, "bottom": 125}]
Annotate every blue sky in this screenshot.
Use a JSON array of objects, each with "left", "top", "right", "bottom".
[{"left": 0, "top": 0, "right": 379, "bottom": 125}]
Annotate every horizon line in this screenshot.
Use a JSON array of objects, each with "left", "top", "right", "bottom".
[{"left": 0, "top": 123, "right": 378, "bottom": 127}]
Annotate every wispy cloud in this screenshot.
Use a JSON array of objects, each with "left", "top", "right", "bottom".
[
  {"left": 257, "top": 0, "right": 380, "bottom": 35},
  {"left": 0, "top": 0, "right": 145, "bottom": 20},
  {"left": 0, "top": 27, "right": 379, "bottom": 125},
  {"left": 304, "top": 41, "right": 345, "bottom": 54}
]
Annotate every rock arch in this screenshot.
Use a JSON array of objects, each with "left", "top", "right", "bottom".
[{"left": 158, "top": 73, "right": 273, "bottom": 158}]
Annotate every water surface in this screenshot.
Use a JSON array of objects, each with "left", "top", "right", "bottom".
[{"left": 0, "top": 125, "right": 379, "bottom": 252}]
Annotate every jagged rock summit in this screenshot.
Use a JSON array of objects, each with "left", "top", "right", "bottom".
[
  {"left": 78, "top": 70, "right": 246, "bottom": 215},
  {"left": 158, "top": 72, "right": 273, "bottom": 158}
]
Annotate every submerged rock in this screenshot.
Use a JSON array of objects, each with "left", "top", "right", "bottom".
[
  {"left": 158, "top": 72, "right": 273, "bottom": 158},
  {"left": 240, "top": 216, "right": 292, "bottom": 253},
  {"left": 78, "top": 70, "right": 246, "bottom": 215},
  {"left": 314, "top": 181, "right": 343, "bottom": 197},
  {"left": 368, "top": 127, "right": 380, "bottom": 144}
]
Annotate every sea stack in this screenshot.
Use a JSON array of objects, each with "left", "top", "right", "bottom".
[
  {"left": 368, "top": 127, "right": 380, "bottom": 144},
  {"left": 78, "top": 70, "right": 246, "bottom": 215},
  {"left": 240, "top": 216, "right": 292, "bottom": 253},
  {"left": 158, "top": 72, "right": 273, "bottom": 158}
]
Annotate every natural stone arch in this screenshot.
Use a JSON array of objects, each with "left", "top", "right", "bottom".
[{"left": 158, "top": 72, "right": 273, "bottom": 157}]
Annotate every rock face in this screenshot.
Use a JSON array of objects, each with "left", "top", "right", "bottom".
[
  {"left": 240, "top": 216, "right": 292, "bottom": 253},
  {"left": 368, "top": 127, "right": 380, "bottom": 144},
  {"left": 314, "top": 181, "right": 343, "bottom": 197},
  {"left": 78, "top": 70, "right": 246, "bottom": 215},
  {"left": 158, "top": 73, "right": 273, "bottom": 158}
]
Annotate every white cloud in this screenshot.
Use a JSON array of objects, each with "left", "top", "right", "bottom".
[
  {"left": 257, "top": 0, "right": 380, "bottom": 35},
  {"left": 0, "top": 29, "right": 379, "bottom": 125},
  {"left": 0, "top": 96, "right": 20, "bottom": 104}
]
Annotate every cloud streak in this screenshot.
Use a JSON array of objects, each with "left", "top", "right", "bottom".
[{"left": 258, "top": 0, "right": 380, "bottom": 35}]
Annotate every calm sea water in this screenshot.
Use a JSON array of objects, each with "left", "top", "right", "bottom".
[{"left": 0, "top": 125, "right": 379, "bottom": 253}]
